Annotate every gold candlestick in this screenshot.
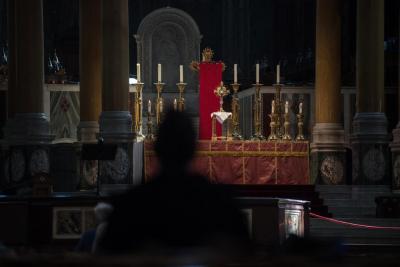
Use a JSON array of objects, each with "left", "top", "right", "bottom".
[
  {"left": 154, "top": 82, "right": 165, "bottom": 126},
  {"left": 273, "top": 83, "right": 284, "bottom": 138},
  {"left": 268, "top": 113, "right": 278, "bottom": 140},
  {"left": 251, "top": 83, "right": 265, "bottom": 140},
  {"left": 146, "top": 110, "right": 154, "bottom": 140},
  {"left": 133, "top": 82, "right": 144, "bottom": 139},
  {"left": 296, "top": 113, "right": 305, "bottom": 140},
  {"left": 282, "top": 112, "right": 292, "bottom": 140},
  {"left": 176, "top": 82, "right": 187, "bottom": 111},
  {"left": 230, "top": 83, "right": 242, "bottom": 140}
]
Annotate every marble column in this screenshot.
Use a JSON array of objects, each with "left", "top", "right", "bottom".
[
  {"left": 390, "top": 9, "right": 400, "bottom": 190},
  {"left": 351, "top": 0, "right": 389, "bottom": 185},
  {"left": 99, "top": 0, "right": 136, "bottom": 191},
  {"left": 99, "top": 0, "right": 132, "bottom": 141},
  {"left": 2, "top": 0, "right": 53, "bottom": 193},
  {"left": 311, "top": 0, "right": 346, "bottom": 184},
  {"left": 77, "top": 0, "right": 102, "bottom": 143},
  {"left": 4, "top": 0, "right": 53, "bottom": 144}
]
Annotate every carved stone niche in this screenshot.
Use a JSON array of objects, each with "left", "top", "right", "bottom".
[{"left": 135, "top": 7, "right": 202, "bottom": 116}]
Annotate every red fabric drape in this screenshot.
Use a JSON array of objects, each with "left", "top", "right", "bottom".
[
  {"left": 144, "top": 141, "right": 310, "bottom": 185},
  {"left": 199, "top": 62, "right": 223, "bottom": 139}
]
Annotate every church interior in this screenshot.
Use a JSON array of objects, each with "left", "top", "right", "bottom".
[{"left": 0, "top": 0, "right": 400, "bottom": 265}]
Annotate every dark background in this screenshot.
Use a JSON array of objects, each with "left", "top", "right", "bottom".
[{"left": 0, "top": 0, "right": 398, "bottom": 88}]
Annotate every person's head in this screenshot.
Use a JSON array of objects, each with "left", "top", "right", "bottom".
[{"left": 154, "top": 110, "right": 196, "bottom": 172}]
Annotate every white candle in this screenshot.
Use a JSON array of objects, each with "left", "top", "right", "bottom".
[
  {"left": 148, "top": 100, "right": 151, "bottom": 114},
  {"left": 256, "top": 64, "right": 259, "bottom": 84},
  {"left": 234, "top": 64, "right": 238, "bottom": 83},
  {"left": 276, "top": 64, "right": 280, "bottom": 84},
  {"left": 157, "top": 63, "right": 162, "bottom": 82},
  {"left": 160, "top": 98, "right": 163, "bottom": 113},
  {"left": 285, "top": 101, "right": 289, "bottom": 114},
  {"left": 299, "top": 102, "right": 303, "bottom": 114},
  {"left": 272, "top": 100, "right": 275, "bottom": 114},
  {"left": 173, "top": 99, "right": 177, "bottom": 111},
  {"left": 136, "top": 63, "right": 141, "bottom": 82},
  {"left": 179, "top": 65, "right": 183, "bottom": 83}
]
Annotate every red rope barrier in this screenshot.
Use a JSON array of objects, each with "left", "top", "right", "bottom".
[{"left": 310, "top": 212, "right": 400, "bottom": 230}]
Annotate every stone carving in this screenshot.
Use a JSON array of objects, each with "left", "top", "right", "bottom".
[
  {"left": 82, "top": 160, "right": 98, "bottom": 187},
  {"left": 393, "top": 155, "right": 400, "bottom": 189},
  {"left": 50, "top": 91, "right": 79, "bottom": 141},
  {"left": 362, "top": 148, "right": 385, "bottom": 181},
  {"left": 136, "top": 7, "right": 201, "bottom": 114},
  {"left": 103, "top": 147, "right": 130, "bottom": 182},
  {"left": 320, "top": 155, "right": 343, "bottom": 185},
  {"left": 30, "top": 149, "right": 50, "bottom": 176}
]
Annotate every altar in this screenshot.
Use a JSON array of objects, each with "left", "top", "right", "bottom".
[{"left": 144, "top": 140, "right": 309, "bottom": 184}]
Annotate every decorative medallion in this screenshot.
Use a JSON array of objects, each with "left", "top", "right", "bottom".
[
  {"left": 30, "top": 149, "right": 50, "bottom": 176},
  {"left": 362, "top": 148, "right": 385, "bottom": 181},
  {"left": 393, "top": 155, "right": 400, "bottom": 189},
  {"left": 320, "top": 155, "right": 344, "bottom": 185},
  {"left": 104, "top": 147, "right": 130, "bottom": 182},
  {"left": 10, "top": 149, "right": 25, "bottom": 183}
]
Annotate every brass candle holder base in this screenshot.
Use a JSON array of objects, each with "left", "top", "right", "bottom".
[
  {"left": 134, "top": 82, "right": 145, "bottom": 139},
  {"left": 231, "top": 83, "right": 242, "bottom": 140},
  {"left": 176, "top": 82, "right": 187, "bottom": 112},
  {"left": 154, "top": 82, "right": 165, "bottom": 126},
  {"left": 146, "top": 111, "right": 154, "bottom": 140},
  {"left": 251, "top": 83, "right": 265, "bottom": 140},
  {"left": 268, "top": 113, "right": 278, "bottom": 141},
  {"left": 296, "top": 113, "right": 305, "bottom": 140},
  {"left": 282, "top": 113, "right": 292, "bottom": 140}
]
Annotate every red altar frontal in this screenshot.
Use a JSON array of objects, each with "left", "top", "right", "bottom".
[{"left": 144, "top": 141, "right": 310, "bottom": 184}]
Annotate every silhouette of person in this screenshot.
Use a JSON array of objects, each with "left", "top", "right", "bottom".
[{"left": 97, "top": 110, "right": 251, "bottom": 259}]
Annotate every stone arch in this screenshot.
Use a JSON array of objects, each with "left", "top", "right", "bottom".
[{"left": 135, "top": 7, "right": 202, "bottom": 96}]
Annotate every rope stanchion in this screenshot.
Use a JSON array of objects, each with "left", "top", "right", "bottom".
[{"left": 310, "top": 212, "right": 400, "bottom": 230}]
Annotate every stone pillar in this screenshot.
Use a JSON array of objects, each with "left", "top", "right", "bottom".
[
  {"left": 310, "top": 0, "right": 346, "bottom": 185},
  {"left": 351, "top": 0, "right": 389, "bottom": 185},
  {"left": 99, "top": 0, "right": 135, "bottom": 191},
  {"left": 2, "top": 0, "right": 53, "bottom": 194},
  {"left": 390, "top": 7, "right": 400, "bottom": 190},
  {"left": 77, "top": 0, "right": 102, "bottom": 143},
  {"left": 99, "top": 0, "right": 132, "bottom": 141},
  {"left": 4, "top": 0, "right": 53, "bottom": 143}
]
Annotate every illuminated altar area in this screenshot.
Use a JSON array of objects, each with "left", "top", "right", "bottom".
[{"left": 137, "top": 47, "right": 310, "bottom": 185}]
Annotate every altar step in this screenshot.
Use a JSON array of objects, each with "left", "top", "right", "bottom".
[
  {"left": 315, "top": 185, "right": 391, "bottom": 218},
  {"left": 310, "top": 217, "right": 400, "bottom": 245},
  {"left": 310, "top": 185, "right": 400, "bottom": 246}
]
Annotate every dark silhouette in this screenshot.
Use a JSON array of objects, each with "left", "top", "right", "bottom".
[{"left": 97, "top": 110, "right": 251, "bottom": 258}]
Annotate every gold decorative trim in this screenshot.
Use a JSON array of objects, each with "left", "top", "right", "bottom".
[{"left": 144, "top": 150, "right": 308, "bottom": 157}]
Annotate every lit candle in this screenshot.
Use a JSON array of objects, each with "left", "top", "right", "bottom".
[
  {"left": 179, "top": 65, "right": 183, "bottom": 83},
  {"left": 137, "top": 63, "right": 141, "bottom": 83},
  {"left": 173, "top": 99, "right": 178, "bottom": 111},
  {"left": 148, "top": 100, "right": 151, "bottom": 114},
  {"left": 157, "top": 63, "right": 162, "bottom": 82},
  {"left": 299, "top": 102, "right": 303, "bottom": 114},
  {"left": 272, "top": 100, "right": 275, "bottom": 114},
  {"left": 234, "top": 64, "right": 238, "bottom": 84},
  {"left": 285, "top": 101, "right": 289, "bottom": 114},
  {"left": 160, "top": 98, "right": 163, "bottom": 113},
  {"left": 256, "top": 64, "right": 259, "bottom": 84},
  {"left": 276, "top": 64, "right": 280, "bottom": 84}
]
